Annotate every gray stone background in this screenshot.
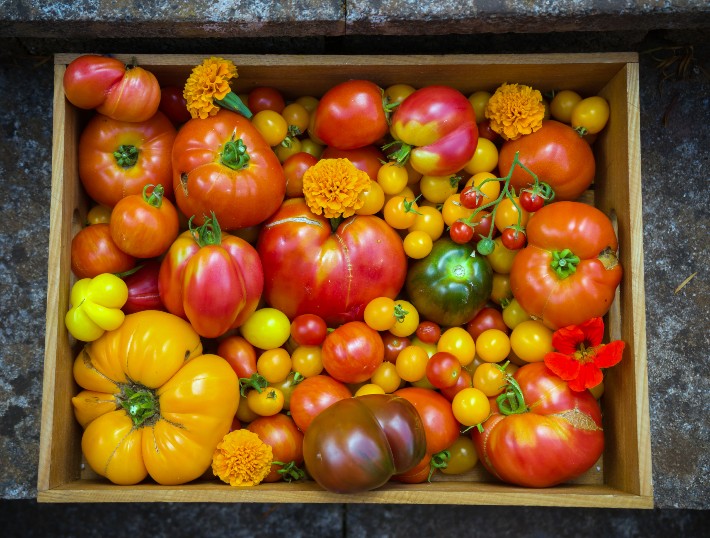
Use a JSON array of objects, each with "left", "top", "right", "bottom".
[{"left": 0, "top": 1, "right": 709, "bottom": 535}]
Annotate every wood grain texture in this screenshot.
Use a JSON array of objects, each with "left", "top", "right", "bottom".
[{"left": 39, "top": 53, "right": 652, "bottom": 508}]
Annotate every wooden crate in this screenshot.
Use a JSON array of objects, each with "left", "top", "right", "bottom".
[{"left": 38, "top": 53, "right": 652, "bottom": 508}]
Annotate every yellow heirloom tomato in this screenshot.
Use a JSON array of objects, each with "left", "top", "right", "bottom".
[{"left": 71, "top": 310, "right": 239, "bottom": 486}]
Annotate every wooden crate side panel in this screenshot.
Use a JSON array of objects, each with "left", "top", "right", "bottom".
[
  {"left": 594, "top": 62, "right": 652, "bottom": 499},
  {"left": 37, "top": 64, "right": 83, "bottom": 493}
]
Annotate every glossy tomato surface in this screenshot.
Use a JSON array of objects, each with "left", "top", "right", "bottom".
[
  {"left": 498, "top": 120, "right": 595, "bottom": 201},
  {"left": 321, "top": 321, "right": 384, "bottom": 384},
  {"left": 394, "top": 386, "right": 460, "bottom": 455},
  {"left": 172, "top": 109, "right": 285, "bottom": 229},
  {"left": 257, "top": 198, "right": 407, "bottom": 326},
  {"left": 472, "top": 362, "right": 604, "bottom": 488},
  {"left": 248, "top": 414, "right": 304, "bottom": 482},
  {"left": 289, "top": 375, "right": 352, "bottom": 432},
  {"left": 406, "top": 237, "right": 493, "bottom": 327}
]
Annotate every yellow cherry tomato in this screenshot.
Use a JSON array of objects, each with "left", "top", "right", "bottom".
[
  {"left": 452, "top": 387, "right": 491, "bottom": 427},
  {"left": 87, "top": 204, "right": 112, "bottom": 225},
  {"left": 290, "top": 345, "right": 324, "bottom": 377},
  {"left": 385, "top": 83, "right": 416, "bottom": 105},
  {"left": 395, "top": 345, "right": 430, "bottom": 382},
  {"left": 571, "top": 96, "right": 610, "bottom": 135},
  {"left": 247, "top": 387, "right": 285, "bottom": 417},
  {"left": 281, "top": 102, "right": 310, "bottom": 134},
  {"left": 389, "top": 300, "right": 419, "bottom": 337},
  {"left": 408, "top": 205, "right": 445, "bottom": 241},
  {"left": 437, "top": 327, "right": 476, "bottom": 367},
  {"left": 364, "top": 296, "right": 398, "bottom": 331},
  {"left": 420, "top": 174, "right": 460, "bottom": 204},
  {"left": 377, "top": 161, "right": 410, "bottom": 195},
  {"left": 354, "top": 383, "right": 386, "bottom": 397},
  {"left": 384, "top": 195, "right": 421, "bottom": 229},
  {"left": 465, "top": 172, "right": 501, "bottom": 204},
  {"left": 256, "top": 348, "right": 292, "bottom": 384},
  {"left": 475, "top": 329, "right": 511, "bottom": 363},
  {"left": 251, "top": 109, "right": 288, "bottom": 146},
  {"left": 295, "top": 95, "right": 319, "bottom": 113},
  {"left": 550, "top": 90, "right": 582, "bottom": 123},
  {"left": 486, "top": 237, "right": 519, "bottom": 274},
  {"left": 403, "top": 230, "right": 433, "bottom": 259},
  {"left": 370, "top": 362, "right": 402, "bottom": 393},
  {"left": 463, "top": 137, "right": 499, "bottom": 175},
  {"left": 441, "top": 193, "right": 475, "bottom": 227},
  {"left": 468, "top": 91, "right": 491, "bottom": 122},
  {"left": 509, "top": 320, "right": 554, "bottom": 363},
  {"left": 356, "top": 180, "right": 386, "bottom": 215},
  {"left": 494, "top": 196, "right": 529, "bottom": 233}
]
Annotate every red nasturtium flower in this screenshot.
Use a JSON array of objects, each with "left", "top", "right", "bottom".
[{"left": 543, "top": 317, "right": 625, "bottom": 392}]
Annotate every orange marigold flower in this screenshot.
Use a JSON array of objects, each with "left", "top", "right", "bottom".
[
  {"left": 302, "top": 158, "right": 370, "bottom": 219},
  {"left": 485, "top": 83, "right": 546, "bottom": 141},
  {"left": 212, "top": 429, "right": 273, "bottom": 487},
  {"left": 184, "top": 57, "right": 241, "bottom": 120}
]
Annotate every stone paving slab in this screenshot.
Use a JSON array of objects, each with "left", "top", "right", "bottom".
[{"left": 0, "top": 1, "right": 708, "bottom": 38}]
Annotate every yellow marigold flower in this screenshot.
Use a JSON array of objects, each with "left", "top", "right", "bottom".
[
  {"left": 302, "top": 158, "right": 370, "bottom": 219},
  {"left": 184, "top": 57, "right": 252, "bottom": 120},
  {"left": 212, "top": 429, "right": 273, "bottom": 487},
  {"left": 485, "top": 83, "right": 546, "bottom": 141}
]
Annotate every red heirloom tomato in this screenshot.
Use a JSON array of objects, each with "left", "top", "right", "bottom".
[
  {"left": 172, "top": 109, "right": 286, "bottom": 230},
  {"left": 310, "top": 80, "right": 389, "bottom": 150},
  {"left": 394, "top": 387, "right": 460, "bottom": 455},
  {"left": 71, "top": 223, "right": 136, "bottom": 279},
  {"left": 498, "top": 120, "right": 595, "bottom": 201},
  {"left": 303, "top": 394, "right": 427, "bottom": 493},
  {"left": 321, "top": 145, "right": 386, "bottom": 181},
  {"left": 389, "top": 85, "right": 478, "bottom": 176},
  {"left": 321, "top": 321, "right": 384, "bottom": 384},
  {"left": 247, "top": 414, "right": 304, "bottom": 482},
  {"left": 257, "top": 198, "right": 407, "bottom": 327},
  {"left": 509, "top": 201, "right": 622, "bottom": 330},
  {"left": 158, "top": 215, "right": 263, "bottom": 338},
  {"left": 289, "top": 375, "right": 352, "bottom": 432},
  {"left": 472, "top": 362, "right": 604, "bottom": 488},
  {"left": 78, "top": 111, "right": 176, "bottom": 208},
  {"left": 121, "top": 259, "right": 164, "bottom": 314},
  {"left": 63, "top": 55, "right": 161, "bottom": 122}
]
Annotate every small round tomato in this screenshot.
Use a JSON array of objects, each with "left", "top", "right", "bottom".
[
  {"left": 494, "top": 197, "right": 529, "bottom": 234},
  {"left": 437, "top": 327, "right": 476, "bottom": 367},
  {"left": 382, "top": 333, "right": 411, "bottom": 363},
  {"left": 490, "top": 272, "right": 512, "bottom": 305},
  {"left": 475, "top": 329, "right": 511, "bottom": 363},
  {"left": 295, "top": 95, "right": 319, "bottom": 113},
  {"left": 241, "top": 308, "right": 291, "bottom": 350},
  {"left": 86, "top": 204, "right": 112, "bottom": 225},
  {"left": 370, "top": 361, "right": 402, "bottom": 393},
  {"left": 364, "top": 296, "right": 398, "bottom": 331},
  {"left": 439, "top": 368, "right": 473, "bottom": 401},
  {"left": 550, "top": 90, "right": 582, "bottom": 124},
  {"left": 247, "top": 387, "right": 285, "bottom": 417},
  {"left": 289, "top": 375, "right": 352, "bottom": 432},
  {"left": 439, "top": 435, "right": 478, "bottom": 475},
  {"left": 441, "top": 194, "right": 475, "bottom": 227},
  {"left": 394, "top": 387, "right": 460, "bottom": 455},
  {"left": 403, "top": 230, "right": 434, "bottom": 259},
  {"left": 377, "top": 162, "right": 410, "bottom": 195},
  {"left": 416, "top": 321, "right": 441, "bottom": 345},
  {"left": 449, "top": 220, "right": 474, "bottom": 244},
  {"left": 486, "top": 237, "right": 519, "bottom": 274},
  {"left": 158, "top": 86, "right": 191, "bottom": 125},
  {"left": 452, "top": 387, "right": 490, "bottom": 427},
  {"left": 472, "top": 362, "right": 508, "bottom": 397},
  {"left": 466, "top": 307, "right": 509, "bottom": 341},
  {"left": 71, "top": 223, "right": 136, "bottom": 279},
  {"left": 463, "top": 137, "right": 498, "bottom": 175},
  {"left": 290, "top": 345, "right": 324, "bottom": 378},
  {"left": 501, "top": 228, "right": 527, "bottom": 251},
  {"left": 273, "top": 138, "right": 303, "bottom": 163},
  {"left": 301, "top": 138, "right": 324, "bottom": 159},
  {"left": 384, "top": 195, "right": 421, "bottom": 229},
  {"left": 322, "top": 321, "right": 384, "bottom": 384},
  {"left": 408, "top": 205, "right": 445, "bottom": 241},
  {"left": 502, "top": 297, "right": 533, "bottom": 330},
  {"left": 354, "top": 383, "right": 386, "bottom": 396},
  {"left": 459, "top": 185, "right": 484, "bottom": 210},
  {"left": 281, "top": 102, "right": 310, "bottom": 134},
  {"left": 426, "top": 351, "right": 462, "bottom": 389},
  {"left": 465, "top": 172, "right": 501, "bottom": 204},
  {"left": 252, "top": 109, "right": 289, "bottom": 146},
  {"left": 248, "top": 86, "right": 285, "bottom": 113},
  {"left": 356, "top": 180, "right": 386, "bottom": 215},
  {"left": 571, "top": 96, "right": 610, "bottom": 135},
  {"left": 290, "top": 313, "right": 328, "bottom": 346},
  {"left": 247, "top": 413, "right": 304, "bottom": 482},
  {"left": 519, "top": 189, "right": 546, "bottom": 213},
  {"left": 389, "top": 300, "right": 419, "bottom": 338},
  {"left": 420, "top": 174, "right": 459, "bottom": 204},
  {"left": 395, "top": 345, "right": 429, "bottom": 383},
  {"left": 468, "top": 91, "right": 491, "bottom": 122},
  {"left": 385, "top": 83, "right": 416, "bottom": 106},
  {"left": 217, "top": 335, "right": 257, "bottom": 379},
  {"left": 257, "top": 348, "right": 292, "bottom": 384},
  {"left": 509, "top": 320, "right": 554, "bottom": 363}
]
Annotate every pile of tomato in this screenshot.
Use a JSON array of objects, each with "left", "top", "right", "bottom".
[{"left": 62, "top": 55, "right": 620, "bottom": 492}]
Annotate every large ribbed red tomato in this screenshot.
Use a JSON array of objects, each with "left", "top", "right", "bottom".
[
  {"left": 172, "top": 109, "right": 285, "bottom": 230},
  {"left": 257, "top": 198, "right": 407, "bottom": 327},
  {"left": 472, "top": 362, "right": 604, "bottom": 488}
]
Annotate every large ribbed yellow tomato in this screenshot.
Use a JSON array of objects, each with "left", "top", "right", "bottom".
[{"left": 71, "top": 310, "right": 239, "bottom": 485}]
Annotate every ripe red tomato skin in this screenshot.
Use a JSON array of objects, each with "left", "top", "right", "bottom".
[
  {"left": 121, "top": 259, "right": 164, "bottom": 314},
  {"left": 440, "top": 368, "right": 473, "bottom": 402},
  {"left": 217, "top": 335, "right": 257, "bottom": 379},
  {"left": 96, "top": 65, "right": 161, "bottom": 123},
  {"left": 257, "top": 198, "right": 407, "bottom": 327},
  {"left": 247, "top": 414, "right": 304, "bottom": 482},
  {"left": 472, "top": 362, "right": 604, "bottom": 488},
  {"left": 289, "top": 375, "right": 352, "bottom": 432},
  {"left": 416, "top": 321, "right": 441, "bottom": 345},
  {"left": 465, "top": 307, "right": 509, "bottom": 340},
  {"left": 159, "top": 86, "right": 191, "bottom": 125},
  {"left": 172, "top": 109, "right": 286, "bottom": 230},
  {"left": 311, "top": 80, "right": 389, "bottom": 150},
  {"left": 282, "top": 152, "right": 318, "bottom": 198},
  {"left": 499, "top": 120, "right": 595, "bottom": 201},
  {"left": 394, "top": 386, "right": 460, "bottom": 455},
  {"left": 71, "top": 223, "right": 136, "bottom": 279},
  {"left": 426, "top": 351, "right": 462, "bottom": 389},
  {"left": 78, "top": 111, "right": 176, "bottom": 208},
  {"left": 519, "top": 190, "right": 545, "bottom": 213},
  {"left": 248, "top": 86, "right": 285, "bottom": 114},
  {"left": 321, "top": 321, "right": 384, "bottom": 384},
  {"left": 290, "top": 314, "right": 328, "bottom": 346},
  {"left": 321, "top": 145, "right": 385, "bottom": 181},
  {"left": 63, "top": 55, "right": 125, "bottom": 109},
  {"left": 382, "top": 333, "right": 411, "bottom": 363},
  {"left": 509, "top": 201, "right": 622, "bottom": 330},
  {"left": 500, "top": 228, "right": 527, "bottom": 250}
]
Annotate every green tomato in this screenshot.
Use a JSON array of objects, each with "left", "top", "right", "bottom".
[
  {"left": 406, "top": 237, "right": 493, "bottom": 327},
  {"left": 241, "top": 307, "right": 291, "bottom": 350}
]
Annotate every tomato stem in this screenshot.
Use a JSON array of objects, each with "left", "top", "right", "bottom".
[
  {"left": 113, "top": 144, "right": 139, "bottom": 168},
  {"left": 142, "top": 184, "right": 164, "bottom": 208},
  {"left": 221, "top": 133, "right": 250, "bottom": 171},
  {"left": 119, "top": 385, "right": 158, "bottom": 427},
  {"left": 428, "top": 450, "right": 451, "bottom": 482},
  {"left": 189, "top": 212, "right": 223, "bottom": 247},
  {"left": 272, "top": 460, "right": 306, "bottom": 482},
  {"left": 239, "top": 372, "right": 269, "bottom": 397},
  {"left": 215, "top": 91, "right": 253, "bottom": 119},
  {"left": 382, "top": 140, "right": 412, "bottom": 166},
  {"left": 550, "top": 248, "right": 581, "bottom": 279},
  {"left": 496, "top": 374, "right": 528, "bottom": 415}
]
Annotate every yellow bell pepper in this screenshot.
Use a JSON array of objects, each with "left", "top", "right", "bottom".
[
  {"left": 72, "top": 310, "right": 239, "bottom": 486},
  {"left": 65, "top": 273, "right": 128, "bottom": 341}
]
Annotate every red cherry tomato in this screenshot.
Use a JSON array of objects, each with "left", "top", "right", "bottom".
[
  {"left": 415, "top": 321, "right": 441, "bottom": 344},
  {"left": 282, "top": 152, "right": 318, "bottom": 198},
  {"left": 248, "top": 86, "right": 286, "bottom": 113},
  {"left": 321, "top": 321, "right": 384, "bottom": 384},
  {"left": 449, "top": 221, "right": 474, "bottom": 244},
  {"left": 519, "top": 190, "right": 546, "bottom": 212},
  {"left": 217, "top": 335, "right": 258, "bottom": 379},
  {"left": 465, "top": 307, "right": 509, "bottom": 340},
  {"left": 425, "top": 351, "right": 462, "bottom": 389},
  {"left": 290, "top": 314, "right": 328, "bottom": 346},
  {"left": 382, "top": 333, "right": 411, "bottom": 363},
  {"left": 500, "top": 228, "right": 527, "bottom": 250},
  {"left": 459, "top": 185, "right": 484, "bottom": 210}
]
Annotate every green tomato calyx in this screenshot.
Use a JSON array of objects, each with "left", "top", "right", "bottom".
[
  {"left": 221, "top": 133, "right": 250, "bottom": 171},
  {"left": 113, "top": 144, "right": 139, "bottom": 168},
  {"left": 551, "top": 248, "right": 581, "bottom": 279},
  {"left": 120, "top": 385, "right": 159, "bottom": 427}
]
